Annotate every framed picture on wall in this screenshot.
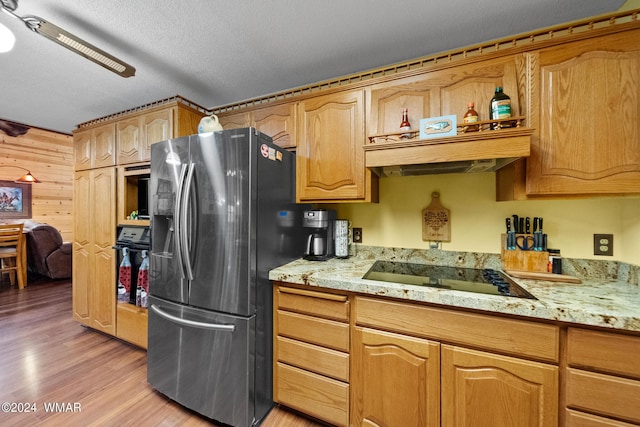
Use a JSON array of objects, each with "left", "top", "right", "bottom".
[{"left": 0, "top": 180, "right": 32, "bottom": 219}]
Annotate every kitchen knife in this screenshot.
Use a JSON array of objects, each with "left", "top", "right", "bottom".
[
  {"left": 533, "top": 217, "right": 541, "bottom": 250},
  {"left": 519, "top": 217, "right": 525, "bottom": 235},
  {"left": 525, "top": 217, "right": 531, "bottom": 234},
  {"left": 505, "top": 218, "right": 516, "bottom": 250},
  {"left": 537, "top": 218, "right": 545, "bottom": 251},
  {"left": 512, "top": 215, "right": 519, "bottom": 234}
]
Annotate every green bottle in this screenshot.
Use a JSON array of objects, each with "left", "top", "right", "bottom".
[{"left": 489, "top": 87, "right": 511, "bottom": 129}]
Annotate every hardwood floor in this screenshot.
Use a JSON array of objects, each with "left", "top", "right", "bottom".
[{"left": 0, "top": 278, "right": 324, "bottom": 427}]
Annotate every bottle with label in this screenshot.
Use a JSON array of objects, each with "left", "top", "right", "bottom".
[
  {"left": 462, "top": 102, "right": 479, "bottom": 132},
  {"left": 117, "top": 248, "right": 132, "bottom": 302},
  {"left": 399, "top": 108, "right": 411, "bottom": 139},
  {"left": 489, "top": 87, "right": 511, "bottom": 129}
]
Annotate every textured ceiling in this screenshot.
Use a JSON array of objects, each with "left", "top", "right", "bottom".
[{"left": 0, "top": 0, "right": 627, "bottom": 134}]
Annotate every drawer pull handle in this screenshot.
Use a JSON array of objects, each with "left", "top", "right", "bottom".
[{"left": 279, "top": 286, "right": 347, "bottom": 302}]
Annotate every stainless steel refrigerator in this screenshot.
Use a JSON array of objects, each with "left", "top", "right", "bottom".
[{"left": 147, "top": 128, "right": 306, "bottom": 426}]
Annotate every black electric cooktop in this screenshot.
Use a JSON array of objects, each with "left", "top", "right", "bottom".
[{"left": 362, "top": 261, "right": 536, "bottom": 299}]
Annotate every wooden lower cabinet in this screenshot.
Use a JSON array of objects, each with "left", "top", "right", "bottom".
[
  {"left": 116, "top": 303, "right": 148, "bottom": 349},
  {"left": 351, "top": 326, "right": 440, "bottom": 427},
  {"left": 441, "top": 345, "right": 558, "bottom": 427},
  {"left": 565, "top": 328, "right": 640, "bottom": 425},
  {"left": 566, "top": 409, "right": 638, "bottom": 427},
  {"left": 72, "top": 167, "right": 117, "bottom": 335},
  {"left": 274, "top": 285, "right": 640, "bottom": 427},
  {"left": 273, "top": 284, "right": 350, "bottom": 426},
  {"left": 275, "top": 362, "right": 349, "bottom": 426}
]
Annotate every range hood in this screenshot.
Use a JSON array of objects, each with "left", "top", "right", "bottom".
[{"left": 365, "top": 128, "right": 533, "bottom": 177}]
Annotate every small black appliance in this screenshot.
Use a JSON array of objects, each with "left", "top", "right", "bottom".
[{"left": 303, "top": 209, "right": 336, "bottom": 261}]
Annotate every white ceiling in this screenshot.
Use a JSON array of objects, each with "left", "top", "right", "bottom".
[{"left": 0, "top": 0, "right": 627, "bottom": 134}]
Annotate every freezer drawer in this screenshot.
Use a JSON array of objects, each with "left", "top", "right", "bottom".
[{"left": 147, "top": 296, "right": 257, "bottom": 426}]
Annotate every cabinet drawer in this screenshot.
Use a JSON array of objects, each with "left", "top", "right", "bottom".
[
  {"left": 568, "top": 328, "right": 640, "bottom": 379},
  {"left": 275, "top": 362, "right": 349, "bottom": 427},
  {"left": 566, "top": 409, "right": 637, "bottom": 427},
  {"left": 277, "top": 310, "right": 349, "bottom": 352},
  {"left": 115, "top": 304, "right": 148, "bottom": 349},
  {"left": 276, "top": 285, "right": 349, "bottom": 321},
  {"left": 277, "top": 336, "right": 349, "bottom": 382},
  {"left": 566, "top": 368, "right": 640, "bottom": 424},
  {"left": 355, "top": 296, "right": 559, "bottom": 362}
]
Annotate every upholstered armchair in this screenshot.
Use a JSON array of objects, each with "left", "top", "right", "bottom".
[{"left": 25, "top": 223, "right": 72, "bottom": 279}]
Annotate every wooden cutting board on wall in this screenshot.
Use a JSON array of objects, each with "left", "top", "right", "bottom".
[{"left": 422, "top": 192, "right": 451, "bottom": 242}]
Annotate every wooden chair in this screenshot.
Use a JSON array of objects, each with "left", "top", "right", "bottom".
[{"left": 0, "top": 223, "right": 25, "bottom": 289}]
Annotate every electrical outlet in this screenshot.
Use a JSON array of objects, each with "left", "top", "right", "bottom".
[
  {"left": 353, "top": 227, "right": 363, "bottom": 243},
  {"left": 593, "top": 233, "right": 613, "bottom": 256}
]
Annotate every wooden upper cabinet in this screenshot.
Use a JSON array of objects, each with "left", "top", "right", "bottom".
[
  {"left": 297, "top": 89, "right": 377, "bottom": 202},
  {"left": 217, "top": 103, "right": 297, "bottom": 149},
  {"left": 368, "top": 74, "right": 437, "bottom": 136},
  {"left": 74, "top": 123, "right": 116, "bottom": 171},
  {"left": 251, "top": 103, "right": 296, "bottom": 149},
  {"left": 117, "top": 108, "right": 173, "bottom": 165},
  {"left": 116, "top": 116, "right": 143, "bottom": 165},
  {"left": 73, "top": 129, "right": 92, "bottom": 171},
  {"left": 218, "top": 111, "right": 250, "bottom": 130},
  {"left": 75, "top": 101, "right": 202, "bottom": 168},
  {"left": 526, "top": 29, "right": 640, "bottom": 195},
  {"left": 368, "top": 56, "right": 523, "bottom": 136}
]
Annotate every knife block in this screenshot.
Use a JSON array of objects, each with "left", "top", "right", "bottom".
[{"left": 500, "top": 234, "right": 549, "bottom": 272}]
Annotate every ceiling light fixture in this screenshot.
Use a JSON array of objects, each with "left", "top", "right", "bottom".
[
  {"left": 0, "top": 21, "right": 15, "bottom": 52},
  {"left": 0, "top": 0, "right": 135, "bottom": 78},
  {"left": 0, "top": 165, "right": 41, "bottom": 183}
]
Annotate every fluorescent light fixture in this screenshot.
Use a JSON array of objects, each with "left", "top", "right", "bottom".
[
  {"left": 27, "top": 17, "right": 135, "bottom": 77},
  {"left": 0, "top": 21, "right": 15, "bottom": 52},
  {"left": 0, "top": 1, "right": 135, "bottom": 78}
]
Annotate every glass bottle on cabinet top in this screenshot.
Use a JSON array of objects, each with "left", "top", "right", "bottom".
[
  {"left": 400, "top": 108, "right": 411, "bottom": 139},
  {"left": 463, "top": 102, "right": 479, "bottom": 132},
  {"left": 489, "top": 87, "right": 511, "bottom": 129}
]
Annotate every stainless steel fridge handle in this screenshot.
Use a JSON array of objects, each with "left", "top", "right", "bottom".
[
  {"left": 151, "top": 305, "right": 236, "bottom": 332},
  {"left": 174, "top": 164, "right": 188, "bottom": 279},
  {"left": 180, "top": 162, "right": 195, "bottom": 280}
]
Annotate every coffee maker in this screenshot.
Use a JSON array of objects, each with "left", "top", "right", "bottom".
[{"left": 303, "top": 209, "right": 336, "bottom": 261}]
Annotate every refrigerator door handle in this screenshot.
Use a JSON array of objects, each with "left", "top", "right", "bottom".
[
  {"left": 150, "top": 304, "right": 236, "bottom": 332},
  {"left": 180, "top": 162, "right": 195, "bottom": 280},
  {"left": 174, "top": 164, "right": 189, "bottom": 279}
]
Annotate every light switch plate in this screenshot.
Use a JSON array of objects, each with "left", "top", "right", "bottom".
[{"left": 593, "top": 233, "right": 613, "bottom": 256}]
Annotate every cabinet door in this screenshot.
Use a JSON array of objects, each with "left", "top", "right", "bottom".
[
  {"left": 441, "top": 345, "right": 558, "bottom": 427},
  {"left": 74, "top": 124, "right": 116, "bottom": 170},
  {"left": 74, "top": 129, "right": 92, "bottom": 171},
  {"left": 116, "top": 116, "right": 142, "bottom": 165},
  {"left": 117, "top": 109, "right": 173, "bottom": 165},
  {"left": 72, "top": 170, "right": 92, "bottom": 324},
  {"left": 89, "top": 167, "right": 116, "bottom": 335},
  {"left": 368, "top": 74, "right": 436, "bottom": 136},
  {"left": 351, "top": 327, "right": 440, "bottom": 427},
  {"left": 218, "top": 111, "right": 250, "bottom": 130},
  {"left": 142, "top": 108, "right": 173, "bottom": 161},
  {"left": 92, "top": 124, "right": 116, "bottom": 169},
  {"left": 526, "top": 29, "right": 640, "bottom": 195},
  {"left": 297, "top": 89, "right": 375, "bottom": 202},
  {"left": 251, "top": 103, "right": 296, "bottom": 149}
]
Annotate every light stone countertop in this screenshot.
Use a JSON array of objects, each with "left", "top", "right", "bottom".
[{"left": 269, "top": 246, "right": 640, "bottom": 333}]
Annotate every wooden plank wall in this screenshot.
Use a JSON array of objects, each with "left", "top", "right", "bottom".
[{"left": 0, "top": 127, "right": 74, "bottom": 241}]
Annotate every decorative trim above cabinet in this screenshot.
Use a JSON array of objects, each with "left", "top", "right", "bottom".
[{"left": 210, "top": 10, "right": 640, "bottom": 114}]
